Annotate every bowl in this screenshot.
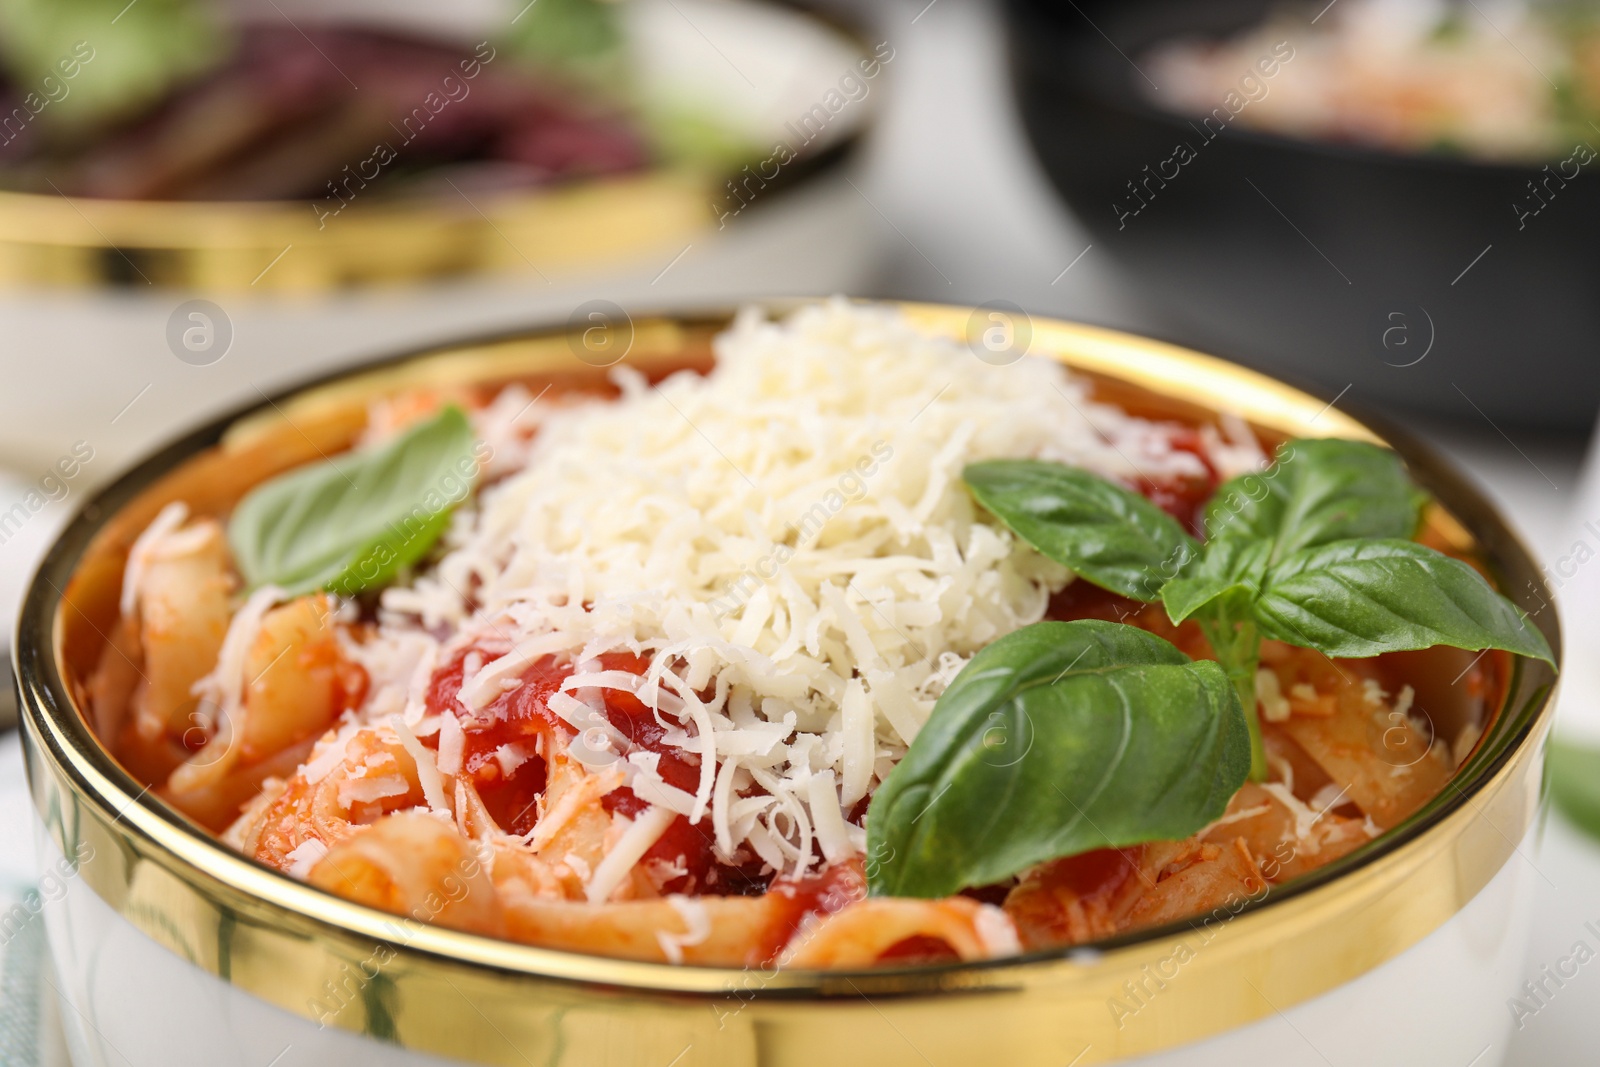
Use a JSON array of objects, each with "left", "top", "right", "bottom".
[
  {"left": 0, "top": 0, "right": 886, "bottom": 475},
  {"left": 1002, "top": 0, "right": 1600, "bottom": 430},
  {"left": 17, "top": 302, "right": 1559, "bottom": 1066}
]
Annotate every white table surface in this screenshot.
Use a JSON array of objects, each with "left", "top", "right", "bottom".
[{"left": 2, "top": 0, "right": 1596, "bottom": 1061}]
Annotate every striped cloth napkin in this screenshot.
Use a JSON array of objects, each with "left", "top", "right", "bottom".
[{"left": 0, "top": 734, "right": 69, "bottom": 1065}]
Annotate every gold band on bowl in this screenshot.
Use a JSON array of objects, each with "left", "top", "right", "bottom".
[
  {"left": 0, "top": 171, "right": 720, "bottom": 292},
  {"left": 17, "top": 302, "right": 1560, "bottom": 1066}
]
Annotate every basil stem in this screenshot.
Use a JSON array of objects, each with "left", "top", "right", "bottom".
[{"left": 1195, "top": 610, "right": 1267, "bottom": 782}]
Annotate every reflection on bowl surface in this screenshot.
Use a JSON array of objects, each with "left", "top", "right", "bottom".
[
  {"left": 18, "top": 303, "right": 1559, "bottom": 1066},
  {"left": 1005, "top": 0, "right": 1600, "bottom": 428}
]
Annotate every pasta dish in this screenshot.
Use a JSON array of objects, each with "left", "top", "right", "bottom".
[{"left": 85, "top": 301, "right": 1547, "bottom": 968}]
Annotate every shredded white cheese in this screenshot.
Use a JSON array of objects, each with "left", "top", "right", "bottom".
[
  {"left": 120, "top": 502, "right": 226, "bottom": 622},
  {"left": 974, "top": 904, "right": 1024, "bottom": 956},
  {"left": 1256, "top": 667, "right": 1291, "bottom": 723},
  {"left": 190, "top": 583, "right": 286, "bottom": 742},
  {"left": 1261, "top": 783, "right": 1324, "bottom": 847},
  {"left": 390, "top": 716, "right": 452, "bottom": 815},
  {"left": 334, "top": 301, "right": 1237, "bottom": 878},
  {"left": 1453, "top": 721, "right": 1484, "bottom": 768},
  {"left": 656, "top": 895, "right": 713, "bottom": 963},
  {"left": 285, "top": 838, "right": 330, "bottom": 879},
  {"left": 587, "top": 805, "right": 677, "bottom": 902},
  {"left": 437, "top": 710, "right": 466, "bottom": 777}
]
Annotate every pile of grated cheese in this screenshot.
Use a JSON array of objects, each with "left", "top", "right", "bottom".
[{"left": 345, "top": 300, "right": 1261, "bottom": 888}]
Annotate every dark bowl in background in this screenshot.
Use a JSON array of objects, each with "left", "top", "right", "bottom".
[{"left": 1003, "top": 0, "right": 1600, "bottom": 431}]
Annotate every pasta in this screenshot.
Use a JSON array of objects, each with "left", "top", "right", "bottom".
[{"left": 86, "top": 301, "right": 1499, "bottom": 968}]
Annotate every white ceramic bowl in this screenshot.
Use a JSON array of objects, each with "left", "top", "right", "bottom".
[{"left": 18, "top": 305, "right": 1560, "bottom": 1067}]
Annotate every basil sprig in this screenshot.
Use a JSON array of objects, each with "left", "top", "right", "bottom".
[
  {"left": 866, "top": 621, "right": 1249, "bottom": 898},
  {"left": 962, "top": 439, "right": 1551, "bottom": 783},
  {"left": 866, "top": 438, "right": 1553, "bottom": 899},
  {"left": 228, "top": 406, "right": 480, "bottom": 598}
]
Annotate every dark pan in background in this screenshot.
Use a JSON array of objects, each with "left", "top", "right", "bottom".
[{"left": 1004, "top": 0, "right": 1600, "bottom": 431}]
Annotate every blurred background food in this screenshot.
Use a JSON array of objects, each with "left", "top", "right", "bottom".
[
  {"left": 1145, "top": 0, "right": 1600, "bottom": 163},
  {"left": 0, "top": 0, "right": 751, "bottom": 201},
  {"left": 0, "top": 0, "right": 883, "bottom": 478},
  {"left": 1006, "top": 0, "right": 1600, "bottom": 430},
  {"left": 0, "top": 27, "right": 647, "bottom": 202},
  {"left": 0, "top": 0, "right": 871, "bottom": 218}
]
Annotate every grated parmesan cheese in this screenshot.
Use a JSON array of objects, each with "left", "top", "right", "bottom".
[
  {"left": 390, "top": 716, "right": 452, "bottom": 815},
  {"left": 338, "top": 774, "right": 411, "bottom": 808},
  {"left": 337, "top": 301, "right": 1238, "bottom": 878},
  {"left": 975, "top": 903, "right": 1024, "bottom": 957},
  {"left": 190, "top": 583, "right": 286, "bottom": 745},
  {"left": 656, "top": 895, "right": 713, "bottom": 963},
  {"left": 1256, "top": 668, "right": 1291, "bottom": 723},
  {"left": 587, "top": 806, "right": 676, "bottom": 902},
  {"left": 437, "top": 710, "right": 465, "bottom": 777},
  {"left": 120, "top": 501, "right": 195, "bottom": 619},
  {"left": 285, "top": 838, "right": 330, "bottom": 879}
]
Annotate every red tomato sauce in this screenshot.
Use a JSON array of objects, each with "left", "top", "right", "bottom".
[
  {"left": 423, "top": 647, "right": 764, "bottom": 894},
  {"left": 760, "top": 860, "right": 867, "bottom": 963},
  {"left": 1132, "top": 428, "right": 1220, "bottom": 536},
  {"left": 1040, "top": 846, "right": 1143, "bottom": 902}
]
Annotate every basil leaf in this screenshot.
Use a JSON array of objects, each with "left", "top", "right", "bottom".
[
  {"left": 1205, "top": 439, "right": 1426, "bottom": 563},
  {"left": 866, "top": 620, "right": 1250, "bottom": 899},
  {"left": 1549, "top": 740, "right": 1600, "bottom": 841},
  {"left": 1162, "top": 538, "right": 1270, "bottom": 624},
  {"left": 228, "top": 406, "right": 479, "bottom": 598},
  {"left": 1253, "top": 539, "right": 1554, "bottom": 663},
  {"left": 964, "top": 460, "right": 1199, "bottom": 601}
]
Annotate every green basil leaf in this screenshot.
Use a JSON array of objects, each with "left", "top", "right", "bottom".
[
  {"left": 1161, "top": 538, "right": 1270, "bottom": 624},
  {"left": 1205, "top": 439, "right": 1426, "bottom": 563},
  {"left": 865, "top": 620, "right": 1250, "bottom": 898},
  {"left": 228, "top": 406, "right": 479, "bottom": 598},
  {"left": 1549, "top": 740, "right": 1600, "bottom": 842},
  {"left": 964, "top": 460, "right": 1199, "bottom": 601},
  {"left": 1253, "top": 539, "right": 1554, "bottom": 663}
]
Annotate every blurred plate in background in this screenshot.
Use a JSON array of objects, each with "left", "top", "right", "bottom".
[
  {"left": 0, "top": 0, "right": 885, "bottom": 474},
  {"left": 1005, "top": 0, "right": 1600, "bottom": 430}
]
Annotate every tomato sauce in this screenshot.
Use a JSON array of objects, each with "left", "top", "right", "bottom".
[
  {"left": 1040, "top": 847, "right": 1143, "bottom": 902},
  {"left": 423, "top": 647, "right": 764, "bottom": 894},
  {"left": 1136, "top": 427, "right": 1221, "bottom": 537},
  {"left": 759, "top": 860, "right": 868, "bottom": 963}
]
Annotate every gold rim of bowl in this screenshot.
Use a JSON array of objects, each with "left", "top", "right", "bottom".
[
  {"left": 0, "top": 142, "right": 859, "bottom": 292},
  {"left": 16, "top": 301, "right": 1561, "bottom": 1066}
]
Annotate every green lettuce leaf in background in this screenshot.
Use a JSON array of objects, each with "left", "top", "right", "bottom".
[
  {"left": 0, "top": 0, "right": 227, "bottom": 134},
  {"left": 1549, "top": 740, "right": 1600, "bottom": 841}
]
